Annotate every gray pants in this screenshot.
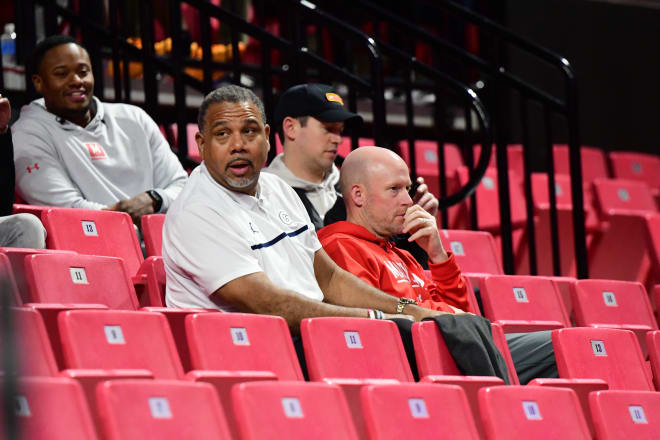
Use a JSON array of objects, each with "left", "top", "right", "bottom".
[
  {"left": 0, "top": 214, "right": 47, "bottom": 249},
  {"left": 506, "top": 330, "right": 558, "bottom": 384}
]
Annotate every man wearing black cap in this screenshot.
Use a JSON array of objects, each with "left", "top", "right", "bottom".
[
  {"left": 265, "top": 83, "right": 439, "bottom": 235},
  {"left": 263, "top": 83, "right": 362, "bottom": 230}
]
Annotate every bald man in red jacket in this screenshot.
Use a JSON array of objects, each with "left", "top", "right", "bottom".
[{"left": 318, "top": 146, "right": 557, "bottom": 384}]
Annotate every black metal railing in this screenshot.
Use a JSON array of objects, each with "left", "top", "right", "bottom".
[
  {"left": 319, "top": 0, "right": 588, "bottom": 278},
  {"left": 12, "top": 0, "right": 492, "bottom": 210}
]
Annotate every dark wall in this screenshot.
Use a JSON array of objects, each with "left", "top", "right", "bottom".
[{"left": 505, "top": 0, "right": 660, "bottom": 154}]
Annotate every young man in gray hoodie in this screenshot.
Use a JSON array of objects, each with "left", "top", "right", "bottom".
[
  {"left": 264, "top": 83, "right": 439, "bottom": 267},
  {"left": 12, "top": 35, "right": 187, "bottom": 223}
]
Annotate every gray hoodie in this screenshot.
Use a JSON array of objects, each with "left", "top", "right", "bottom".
[
  {"left": 12, "top": 97, "right": 187, "bottom": 211},
  {"left": 263, "top": 153, "right": 340, "bottom": 220}
]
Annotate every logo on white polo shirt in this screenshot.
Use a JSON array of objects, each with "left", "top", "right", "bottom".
[
  {"left": 249, "top": 222, "right": 259, "bottom": 233},
  {"left": 278, "top": 210, "right": 292, "bottom": 225}
]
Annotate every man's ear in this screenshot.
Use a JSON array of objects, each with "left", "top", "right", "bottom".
[
  {"left": 264, "top": 124, "right": 271, "bottom": 152},
  {"left": 32, "top": 74, "right": 43, "bottom": 95},
  {"left": 281, "top": 116, "right": 298, "bottom": 142},
  {"left": 350, "top": 184, "right": 365, "bottom": 207},
  {"left": 195, "top": 131, "right": 205, "bottom": 158}
]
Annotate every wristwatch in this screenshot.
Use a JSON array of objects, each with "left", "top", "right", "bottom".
[
  {"left": 396, "top": 297, "right": 417, "bottom": 314},
  {"left": 146, "top": 189, "right": 163, "bottom": 212}
]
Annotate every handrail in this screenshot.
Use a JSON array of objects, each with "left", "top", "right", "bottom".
[{"left": 340, "top": 0, "right": 588, "bottom": 277}]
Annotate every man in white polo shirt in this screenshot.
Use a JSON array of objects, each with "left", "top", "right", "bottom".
[{"left": 162, "top": 85, "right": 456, "bottom": 329}]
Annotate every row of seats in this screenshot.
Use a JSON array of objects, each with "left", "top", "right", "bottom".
[
  {"left": 3, "top": 238, "right": 659, "bottom": 338},
  {"left": 5, "top": 309, "right": 660, "bottom": 438},
  {"left": 11, "top": 376, "right": 660, "bottom": 439}
]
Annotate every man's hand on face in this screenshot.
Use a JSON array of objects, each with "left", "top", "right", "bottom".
[
  {"left": 0, "top": 96, "right": 11, "bottom": 134},
  {"left": 412, "top": 177, "right": 439, "bottom": 217},
  {"left": 104, "top": 192, "right": 155, "bottom": 224},
  {"left": 402, "top": 205, "right": 449, "bottom": 263}
]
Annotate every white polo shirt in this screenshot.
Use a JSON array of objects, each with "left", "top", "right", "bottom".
[{"left": 162, "top": 163, "right": 324, "bottom": 311}]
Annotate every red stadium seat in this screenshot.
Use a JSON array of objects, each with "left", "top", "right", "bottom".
[
  {"left": 11, "top": 377, "right": 98, "bottom": 440},
  {"left": 527, "top": 378, "right": 608, "bottom": 438},
  {"left": 96, "top": 379, "right": 231, "bottom": 440},
  {"left": 412, "top": 320, "right": 519, "bottom": 385},
  {"left": 141, "top": 214, "right": 165, "bottom": 257},
  {"left": 140, "top": 307, "right": 217, "bottom": 372},
  {"left": 480, "top": 275, "right": 570, "bottom": 333},
  {"left": 134, "top": 256, "right": 166, "bottom": 307},
  {"left": 398, "top": 141, "right": 463, "bottom": 199},
  {"left": 0, "top": 253, "right": 21, "bottom": 306},
  {"left": 24, "top": 253, "right": 139, "bottom": 309},
  {"left": 451, "top": 167, "right": 527, "bottom": 233},
  {"left": 473, "top": 143, "right": 525, "bottom": 178},
  {"left": 301, "top": 317, "right": 413, "bottom": 382},
  {"left": 589, "top": 390, "right": 660, "bottom": 439},
  {"left": 438, "top": 229, "right": 503, "bottom": 291},
  {"left": 609, "top": 151, "right": 660, "bottom": 195},
  {"left": 58, "top": 309, "right": 184, "bottom": 379},
  {"left": 419, "top": 376, "right": 504, "bottom": 439},
  {"left": 41, "top": 208, "right": 144, "bottom": 277},
  {"left": 11, "top": 203, "right": 50, "bottom": 220},
  {"left": 646, "top": 214, "right": 660, "bottom": 289},
  {"left": 478, "top": 385, "right": 591, "bottom": 439},
  {"left": 589, "top": 179, "right": 657, "bottom": 283},
  {"left": 0, "top": 247, "right": 77, "bottom": 304},
  {"left": 232, "top": 381, "right": 359, "bottom": 439},
  {"left": 6, "top": 307, "right": 59, "bottom": 376},
  {"left": 646, "top": 331, "right": 660, "bottom": 390},
  {"left": 23, "top": 303, "right": 109, "bottom": 370},
  {"left": 571, "top": 280, "right": 657, "bottom": 355},
  {"left": 186, "top": 312, "right": 304, "bottom": 380},
  {"left": 552, "top": 328, "right": 653, "bottom": 391},
  {"left": 553, "top": 144, "right": 609, "bottom": 185},
  {"left": 361, "top": 383, "right": 480, "bottom": 440},
  {"left": 515, "top": 173, "right": 599, "bottom": 277},
  {"left": 592, "top": 178, "right": 657, "bottom": 215}
]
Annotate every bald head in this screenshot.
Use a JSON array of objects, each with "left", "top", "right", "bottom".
[
  {"left": 340, "top": 146, "right": 408, "bottom": 197},
  {"left": 341, "top": 146, "right": 413, "bottom": 238}
]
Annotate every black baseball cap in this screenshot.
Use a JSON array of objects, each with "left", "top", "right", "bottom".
[{"left": 274, "top": 84, "right": 363, "bottom": 130}]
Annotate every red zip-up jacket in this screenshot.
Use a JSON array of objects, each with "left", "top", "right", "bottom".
[{"left": 318, "top": 221, "right": 472, "bottom": 313}]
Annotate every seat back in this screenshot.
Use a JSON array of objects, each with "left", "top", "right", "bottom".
[
  {"left": 438, "top": 229, "right": 503, "bottom": 275},
  {"left": 361, "top": 383, "right": 480, "bottom": 440},
  {"left": 136, "top": 256, "right": 166, "bottom": 307},
  {"left": 0, "top": 253, "right": 21, "bottom": 306},
  {"left": 609, "top": 151, "right": 660, "bottom": 190},
  {"left": 481, "top": 275, "right": 571, "bottom": 332},
  {"left": 473, "top": 143, "right": 525, "bottom": 178},
  {"left": 4, "top": 307, "right": 59, "bottom": 376},
  {"left": 553, "top": 144, "right": 609, "bottom": 184},
  {"left": 141, "top": 214, "right": 165, "bottom": 257},
  {"left": 552, "top": 328, "right": 653, "bottom": 390},
  {"left": 572, "top": 279, "right": 657, "bottom": 332},
  {"left": 0, "top": 248, "right": 77, "bottom": 304},
  {"left": 96, "top": 379, "right": 231, "bottom": 440},
  {"left": 412, "top": 320, "right": 519, "bottom": 385},
  {"left": 646, "top": 331, "right": 660, "bottom": 390},
  {"left": 398, "top": 141, "right": 463, "bottom": 198},
  {"left": 592, "top": 178, "right": 657, "bottom": 216},
  {"left": 58, "top": 310, "right": 184, "bottom": 379},
  {"left": 11, "top": 377, "right": 98, "bottom": 440},
  {"left": 452, "top": 167, "right": 527, "bottom": 232},
  {"left": 478, "top": 385, "right": 591, "bottom": 439},
  {"left": 232, "top": 381, "right": 359, "bottom": 439},
  {"left": 186, "top": 312, "right": 304, "bottom": 380},
  {"left": 301, "top": 317, "right": 414, "bottom": 381},
  {"left": 589, "top": 390, "right": 660, "bottom": 439},
  {"left": 41, "top": 208, "right": 143, "bottom": 276},
  {"left": 25, "top": 253, "right": 139, "bottom": 309}
]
